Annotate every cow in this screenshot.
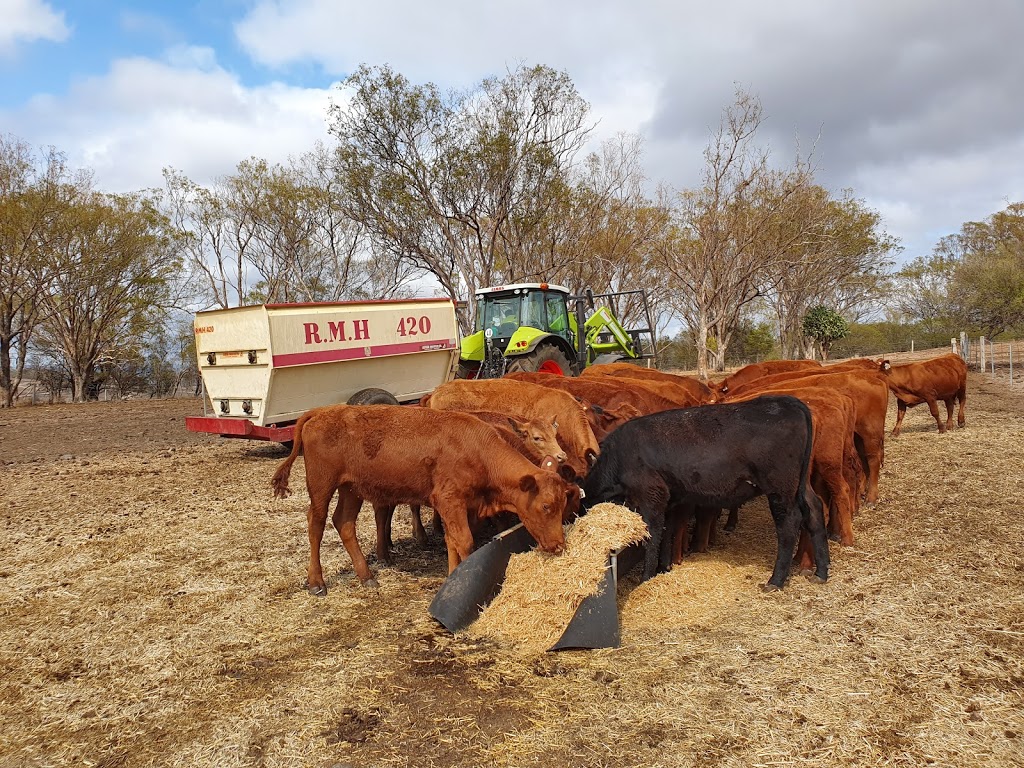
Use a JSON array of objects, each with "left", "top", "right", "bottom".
[
  {"left": 878, "top": 354, "right": 968, "bottom": 436},
  {"left": 580, "top": 362, "right": 714, "bottom": 403},
  {"left": 711, "top": 359, "right": 822, "bottom": 397},
  {"left": 271, "top": 405, "right": 570, "bottom": 595},
  {"left": 505, "top": 372, "right": 671, "bottom": 434},
  {"left": 581, "top": 396, "right": 829, "bottom": 590},
  {"left": 422, "top": 379, "right": 601, "bottom": 477},
  {"left": 375, "top": 409, "right": 567, "bottom": 562},
  {"left": 725, "top": 388, "right": 861, "bottom": 546},
  {"left": 723, "top": 370, "right": 889, "bottom": 505}
]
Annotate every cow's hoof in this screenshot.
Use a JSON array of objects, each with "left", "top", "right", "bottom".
[
  {"left": 798, "top": 567, "right": 814, "bottom": 577},
  {"left": 761, "top": 582, "right": 781, "bottom": 593},
  {"left": 807, "top": 573, "right": 828, "bottom": 585},
  {"left": 307, "top": 584, "right": 327, "bottom": 597},
  {"left": 362, "top": 578, "right": 380, "bottom": 589}
]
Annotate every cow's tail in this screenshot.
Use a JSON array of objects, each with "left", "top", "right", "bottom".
[
  {"left": 271, "top": 411, "right": 312, "bottom": 499},
  {"left": 794, "top": 398, "right": 816, "bottom": 513}
]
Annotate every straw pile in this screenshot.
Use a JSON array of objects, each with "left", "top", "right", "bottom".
[{"left": 468, "top": 503, "right": 649, "bottom": 653}]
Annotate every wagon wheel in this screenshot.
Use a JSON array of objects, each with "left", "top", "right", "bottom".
[
  {"left": 347, "top": 388, "right": 400, "bottom": 405},
  {"left": 455, "top": 360, "right": 480, "bottom": 379},
  {"left": 506, "top": 344, "right": 575, "bottom": 376}
]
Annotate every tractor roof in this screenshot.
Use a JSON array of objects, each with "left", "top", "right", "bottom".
[{"left": 474, "top": 283, "right": 570, "bottom": 297}]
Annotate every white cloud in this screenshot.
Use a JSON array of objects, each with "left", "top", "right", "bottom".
[
  {"left": 0, "top": 0, "right": 69, "bottom": 55},
  {"left": 2, "top": 50, "right": 338, "bottom": 191}
]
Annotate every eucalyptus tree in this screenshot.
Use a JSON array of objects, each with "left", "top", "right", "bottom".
[
  {"left": 329, "top": 63, "right": 598, "bottom": 332},
  {"left": 34, "top": 190, "right": 182, "bottom": 402}
]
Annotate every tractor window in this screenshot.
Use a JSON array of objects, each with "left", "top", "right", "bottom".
[
  {"left": 546, "top": 293, "right": 570, "bottom": 339},
  {"left": 521, "top": 291, "right": 545, "bottom": 330},
  {"left": 480, "top": 295, "right": 520, "bottom": 337}
]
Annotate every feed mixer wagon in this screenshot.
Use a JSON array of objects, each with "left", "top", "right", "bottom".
[{"left": 185, "top": 298, "right": 460, "bottom": 446}]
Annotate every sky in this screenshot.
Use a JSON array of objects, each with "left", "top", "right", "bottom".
[{"left": 3, "top": 0, "right": 1023, "bottom": 268}]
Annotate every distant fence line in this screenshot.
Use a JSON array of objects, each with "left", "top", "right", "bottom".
[{"left": 11, "top": 381, "right": 198, "bottom": 406}]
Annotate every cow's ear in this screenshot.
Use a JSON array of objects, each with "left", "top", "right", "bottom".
[
  {"left": 586, "top": 448, "right": 599, "bottom": 466},
  {"left": 519, "top": 474, "right": 539, "bottom": 493},
  {"left": 506, "top": 417, "right": 527, "bottom": 437},
  {"left": 551, "top": 417, "right": 558, "bottom": 430},
  {"left": 881, "top": 360, "right": 891, "bottom": 371}
]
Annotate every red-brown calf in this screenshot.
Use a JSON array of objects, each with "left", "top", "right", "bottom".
[{"left": 271, "top": 405, "right": 569, "bottom": 595}]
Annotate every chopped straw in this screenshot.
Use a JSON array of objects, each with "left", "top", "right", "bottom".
[{"left": 468, "top": 503, "right": 649, "bottom": 653}]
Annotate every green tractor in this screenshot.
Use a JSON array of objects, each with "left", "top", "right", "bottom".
[{"left": 457, "top": 283, "right": 657, "bottom": 379}]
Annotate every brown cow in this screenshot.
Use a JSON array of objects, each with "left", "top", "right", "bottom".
[
  {"left": 711, "top": 359, "right": 822, "bottom": 397},
  {"left": 423, "top": 379, "right": 601, "bottom": 477},
  {"left": 724, "top": 370, "right": 889, "bottom": 505},
  {"left": 581, "top": 362, "right": 714, "bottom": 403},
  {"left": 271, "top": 405, "right": 569, "bottom": 595},
  {"left": 878, "top": 354, "right": 968, "bottom": 436},
  {"left": 376, "top": 409, "right": 566, "bottom": 562},
  {"left": 505, "top": 372, "right": 668, "bottom": 437}
]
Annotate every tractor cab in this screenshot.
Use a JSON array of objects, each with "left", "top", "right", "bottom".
[{"left": 458, "top": 282, "right": 657, "bottom": 379}]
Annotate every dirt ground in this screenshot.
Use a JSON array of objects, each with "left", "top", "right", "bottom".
[{"left": 2, "top": 374, "right": 1023, "bottom": 767}]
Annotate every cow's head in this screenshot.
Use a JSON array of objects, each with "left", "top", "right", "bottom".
[
  {"left": 517, "top": 470, "right": 568, "bottom": 555},
  {"left": 586, "top": 403, "right": 642, "bottom": 441},
  {"left": 507, "top": 416, "right": 566, "bottom": 464},
  {"left": 541, "top": 456, "right": 583, "bottom": 522},
  {"left": 879, "top": 359, "right": 892, "bottom": 373}
]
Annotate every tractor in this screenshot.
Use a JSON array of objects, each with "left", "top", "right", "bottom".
[{"left": 457, "top": 283, "right": 657, "bottom": 379}]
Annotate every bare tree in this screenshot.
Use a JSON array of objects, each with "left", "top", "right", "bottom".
[
  {"left": 660, "top": 89, "right": 816, "bottom": 377},
  {"left": 764, "top": 187, "right": 899, "bottom": 359},
  {"left": 329, "top": 63, "right": 595, "bottom": 332}
]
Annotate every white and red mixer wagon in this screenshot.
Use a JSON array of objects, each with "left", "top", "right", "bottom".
[{"left": 185, "top": 298, "right": 460, "bottom": 444}]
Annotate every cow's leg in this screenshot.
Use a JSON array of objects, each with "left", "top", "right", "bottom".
[
  {"left": 691, "top": 506, "right": 717, "bottom": 553},
  {"left": 802, "top": 486, "right": 830, "bottom": 583},
  {"left": 855, "top": 432, "right": 883, "bottom": 505},
  {"left": 410, "top": 504, "right": 427, "bottom": 545},
  {"left": 943, "top": 397, "right": 956, "bottom": 432},
  {"left": 373, "top": 504, "right": 394, "bottom": 564},
  {"left": 431, "top": 508, "right": 443, "bottom": 537},
  {"left": 957, "top": 383, "right": 967, "bottom": 427},
  {"left": 334, "top": 491, "right": 377, "bottom": 587},
  {"left": 634, "top": 481, "right": 670, "bottom": 580},
  {"left": 432, "top": 494, "right": 474, "bottom": 573},
  {"left": 925, "top": 397, "right": 945, "bottom": 433},
  {"left": 305, "top": 491, "right": 334, "bottom": 597},
  {"left": 670, "top": 505, "right": 690, "bottom": 566},
  {"left": 724, "top": 506, "right": 739, "bottom": 532},
  {"left": 765, "top": 495, "right": 802, "bottom": 591},
  {"left": 891, "top": 400, "right": 907, "bottom": 437}
]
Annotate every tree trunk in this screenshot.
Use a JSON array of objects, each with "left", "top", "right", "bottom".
[{"left": 695, "top": 312, "right": 710, "bottom": 380}]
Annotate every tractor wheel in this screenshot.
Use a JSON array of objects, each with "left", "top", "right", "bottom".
[
  {"left": 347, "top": 387, "right": 400, "bottom": 405},
  {"left": 506, "top": 344, "right": 575, "bottom": 376}
]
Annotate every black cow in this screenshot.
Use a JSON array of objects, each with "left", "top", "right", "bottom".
[{"left": 581, "top": 395, "right": 829, "bottom": 590}]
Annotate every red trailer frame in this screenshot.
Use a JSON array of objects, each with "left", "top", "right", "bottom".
[{"left": 185, "top": 416, "right": 294, "bottom": 443}]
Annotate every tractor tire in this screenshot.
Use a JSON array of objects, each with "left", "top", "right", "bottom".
[
  {"left": 506, "top": 344, "right": 575, "bottom": 377},
  {"left": 347, "top": 387, "right": 400, "bottom": 405}
]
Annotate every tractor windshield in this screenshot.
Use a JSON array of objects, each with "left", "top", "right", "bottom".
[
  {"left": 475, "top": 288, "right": 570, "bottom": 339},
  {"left": 476, "top": 295, "right": 521, "bottom": 336}
]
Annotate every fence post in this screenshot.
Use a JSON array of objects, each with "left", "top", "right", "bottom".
[
  {"left": 992, "top": 340, "right": 996, "bottom": 375},
  {"left": 980, "top": 337, "right": 986, "bottom": 372},
  {"left": 1010, "top": 342, "right": 1014, "bottom": 384},
  {"left": 960, "top": 332, "right": 968, "bottom": 361}
]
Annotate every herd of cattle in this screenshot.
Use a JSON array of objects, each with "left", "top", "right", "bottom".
[{"left": 270, "top": 353, "right": 969, "bottom": 596}]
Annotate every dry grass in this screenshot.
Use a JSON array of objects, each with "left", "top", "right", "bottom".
[{"left": 1, "top": 374, "right": 1023, "bottom": 767}]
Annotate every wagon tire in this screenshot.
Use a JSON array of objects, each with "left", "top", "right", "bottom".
[
  {"left": 506, "top": 344, "right": 574, "bottom": 377},
  {"left": 347, "top": 387, "right": 400, "bottom": 405},
  {"left": 455, "top": 361, "right": 479, "bottom": 379}
]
